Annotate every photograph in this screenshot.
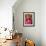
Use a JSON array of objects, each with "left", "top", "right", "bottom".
[{"left": 23, "top": 12, "right": 35, "bottom": 27}]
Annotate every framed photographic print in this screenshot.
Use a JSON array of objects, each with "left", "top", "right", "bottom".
[{"left": 23, "top": 12, "right": 35, "bottom": 27}]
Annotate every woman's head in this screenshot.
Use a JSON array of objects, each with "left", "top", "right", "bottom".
[{"left": 25, "top": 14, "right": 32, "bottom": 18}]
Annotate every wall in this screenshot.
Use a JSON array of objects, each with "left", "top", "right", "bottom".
[
  {"left": 13, "top": 0, "right": 41, "bottom": 46},
  {"left": 41, "top": 0, "right": 46, "bottom": 46},
  {"left": 0, "top": 0, "right": 17, "bottom": 38},
  {"left": 0, "top": 0, "right": 16, "bottom": 29}
]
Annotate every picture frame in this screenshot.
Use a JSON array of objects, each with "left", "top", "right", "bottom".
[{"left": 23, "top": 12, "right": 35, "bottom": 27}]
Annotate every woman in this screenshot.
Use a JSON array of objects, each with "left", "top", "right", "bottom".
[{"left": 25, "top": 14, "right": 32, "bottom": 24}]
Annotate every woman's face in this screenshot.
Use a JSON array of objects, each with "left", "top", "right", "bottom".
[{"left": 26, "top": 15, "right": 29, "bottom": 19}]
